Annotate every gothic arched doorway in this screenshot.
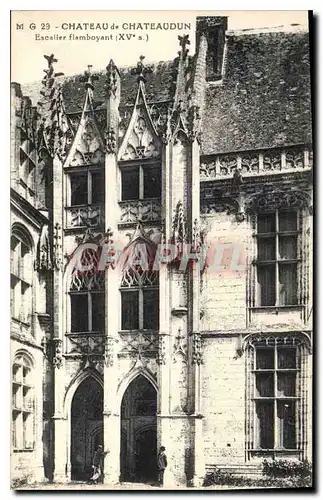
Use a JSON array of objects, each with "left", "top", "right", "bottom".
[
  {"left": 120, "top": 374, "right": 157, "bottom": 483},
  {"left": 70, "top": 376, "right": 103, "bottom": 481}
]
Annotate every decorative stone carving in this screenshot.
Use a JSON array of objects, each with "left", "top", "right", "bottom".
[
  {"left": 35, "top": 224, "right": 52, "bottom": 271},
  {"left": 53, "top": 222, "right": 63, "bottom": 271},
  {"left": 243, "top": 332, "right": 312, "bottom": 352},
  {"left": 192, "top": 218, "right": 203, "bottom": 253},
  {"left": 187, "top": 104, "right": 201, "bottom": 142},
  {"left": 178, "top": 34, "right": 190, "bottom": 59},
  {"left": 285, "top": 148, "right": 304, "bottom": 169},
  {"left": 106, "top": 127, "right": 117, "bottom": 154},
  {"left": 172, "top": 200, "right": 187, "bottom": 245},
  {"left": 191, "top": 332, "right": 203, "bottom": 365},
  {"left": 263, "top": 150, "right": 281, "bottom": 171},
  {"left": 37, "top": 54, "right": 69, "bottom": 160},
  {"left": 66, "top": 205, "right": 102, "bottom": 229},
  {"left": 218, "top": 154, "right": 238, "bottom": 176},
  {"left": 149, "top": 102, "right": 172, "bottom": 142},
  {"left": 52, "top": 338, "right": 63, "bottom": 368},
  {"left": 200, "top": 199, "right": 239, "bottom": 216},
  {"left": 173, "top": 329, "right": 187, "bottom": 363},
  {"left": 66, "top": 334, "right": 105, "bottom": 355},
  {"left": 156, "top": 334, "right": 168, "bottom": 365},
  {"left": 241, "top": 153, "right": 259, "bottom": 173},
  {"left": 244, "top": 187, "right": 311, "bottom": 213},
  {"left": 130, "top": 55, "right": 153, "bottom": 83},
  {"left": 105, "top": 59, "right": 119, "bottom": 97},
  {"left": 104, "top": 337, "right": 118, "bottom": 367},
  {"left": 119, "top": 200, "right": 161, "bottom": 225},
  {"left": 200, "top": 161, "right": 216, "bottom": 179},
  {"left": 231, "top": 168, "right": 243, "bottom": 193},
  {"left": 119, "top": 332, "right": 157, "bottom": 357},
  {"left": 70, "top": 116, "right": 105, "bottom": 166},
  {"left": 120, "top": 107, "right": 160, "bottom": 160}
]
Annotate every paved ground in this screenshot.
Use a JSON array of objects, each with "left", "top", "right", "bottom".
[{"left": 15, "top": 481, "right": 246, "bottom": 491}]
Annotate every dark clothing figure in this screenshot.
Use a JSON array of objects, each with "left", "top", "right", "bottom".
[
  {"left": 157, "top": 447, "right": 167, "bottom": 486},
  {"left": 89, "top": 446, "right": 107, "bottom": 484}
]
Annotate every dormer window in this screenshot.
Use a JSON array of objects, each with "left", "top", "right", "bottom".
[{"left": 121, "top": 164, "right": 161, "bottom": 201}]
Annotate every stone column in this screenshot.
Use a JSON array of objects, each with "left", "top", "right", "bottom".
[
  {"left": 103, "top": 60, "right": 121, "bottom": 484},
  {"left": 188, "top": 140, "right": 205, "bottom": 487},
  {"left": 51, "top": 155, "right": 68, "bottom": 483}
]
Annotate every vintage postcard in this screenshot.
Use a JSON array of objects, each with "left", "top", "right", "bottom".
[{"left": 10, "top": 10, "right": 313, "bottom": 490}]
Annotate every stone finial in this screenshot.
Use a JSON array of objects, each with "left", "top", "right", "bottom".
[
  {"left": 131, "top": 55, "right": 153, "bottom": 83},
  {"left": 178, "top": 34, "right": 190, "bottom": 59},
  {"left": 80, "top": 64, "right": 99, "bottom": 91}
]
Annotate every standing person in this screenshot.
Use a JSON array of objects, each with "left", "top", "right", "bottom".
[
  {"left": 157, "top": 446, "right": 167, "bottom": 487},
  {"left": 88, "top": 445, "right": 107, "bottom": 484}
]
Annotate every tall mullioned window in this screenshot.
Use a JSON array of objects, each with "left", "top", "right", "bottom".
[
  {"left": 256, "top": 211, "right": 298, "bottom": 306},
  {"left": 245, "top": 335, "right": 310, "bottom": 459},
  {"left": 10, "top": 227, "right": 33, "bottom": 325},
  {"left": 69, "top": 248, "right": 105, "bottom": 333},
  {"left": 12, "top": 353, "right": 34, "bottom": 450}
]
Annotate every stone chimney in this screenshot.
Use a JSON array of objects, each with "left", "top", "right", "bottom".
[{"left": 196, "top": 16, "right": 228, "bottom": 81}]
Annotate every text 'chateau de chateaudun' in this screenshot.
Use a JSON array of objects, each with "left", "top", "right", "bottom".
[{"left": 11, "top": 14, "right": 312, "bottom": 488}]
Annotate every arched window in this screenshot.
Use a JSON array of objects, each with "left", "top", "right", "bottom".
[
  {"left": 12, "top": 353, "right": 34, "bottom": 450},
  {"left": 10, "top": 227, "right": 33, "bottom": 325},
  {"left": 120, "top": 236, "right": 159, "bottom": 332}
]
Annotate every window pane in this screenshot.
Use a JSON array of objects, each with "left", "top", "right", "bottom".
[
  {"left": 143, "top": 166, "right": 161, "bottom": 199},
  {"left": 258, "top": 238, "right": 275, "bottom": 261},
  {"left": 279, "top": 264, "right": 297, "bottom": 305},
  {"left": 143, "top": 289, "right": 159, "bottom": 330},
  {"left": 278, "top": 348, "right": 297, "bottom": 369},
  {"left": 257, "top": 265, "right": 276, "bottom": 306},
  {"left": 256, "top": 348, "right": 275, "bottom": 369},
  {"left": 71, "top": 174, "right": 88, "bottom": 206},
  {"left": 121, "top": 167, "right": 139, "bottom": 200},
  {"left": 255, "top": 373, "right": 274, "bottom": 397},
  {"left": 71, "top": 294, "right": 88, "bottom": 332},
  {"left": 258, "top": 213, "right": 275, "bottom": 233},
  {"left": 255, "top": 401, "right": 274, "bottom": 449},
  {"left": 277, "top": 401, "right": 296, "bottom": 449},
  {"left": 121, "top": 291, "right": 139, "bottom": 330},
  {"left": 277, "top": 373, "right": 296, "bottom": 397},
  {"left": 279, "top": 212, "right": 297, "bottom": 232},
  {"left": 91, "top": 293, "right": 105, "bottom": 332},
  {"left": 279, "top": 236, "right": 297, "bottom": 260},
  {"left": 91, "top": 171, "right": 105, "bottom": 204}
]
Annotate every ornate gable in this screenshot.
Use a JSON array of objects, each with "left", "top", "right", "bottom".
[
  {"left": 64, "top": 66, "right": 105, "bottom": 167},
  {"left": 118, "top": 57, "right": 161, "bottom": 161}
]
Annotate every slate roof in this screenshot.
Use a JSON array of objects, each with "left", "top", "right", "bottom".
[
  {"left": 61, "top": 60, "right": 177, "bottom": 113},
  {"left": 21, "top": 27, "right": 312, "bottom": 155},
  {"left": 201, "top": 29, "right": 312, "bottom": 155}
]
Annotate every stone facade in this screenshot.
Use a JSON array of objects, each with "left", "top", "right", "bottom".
[{"left": 11, "top": 16, "right": 312, "bottom": 487}]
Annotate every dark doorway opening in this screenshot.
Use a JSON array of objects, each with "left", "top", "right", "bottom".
[
  {"left": 71, "top": 376, "right": 103, "bottom": 481},
  {"left": 120, "top": 375, "right": 157, "bottom": 483}
]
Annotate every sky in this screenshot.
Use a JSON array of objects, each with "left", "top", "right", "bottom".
[{"left": 11, "top": 10, "right": 309, "bottom": 84}]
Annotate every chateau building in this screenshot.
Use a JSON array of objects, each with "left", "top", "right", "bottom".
[{"left": 10, "top": 15, "right": 313, "bottom": 486}]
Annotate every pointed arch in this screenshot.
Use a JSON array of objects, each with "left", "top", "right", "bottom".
[
  {"left": 118, "top": 81, "right": 161, "bottom": 161},
  {"left": 63, "top": 368, "right": 103, "bottom": 418},
  {"left": 117, "top": 366, "right": 158, "bottom": 407}
]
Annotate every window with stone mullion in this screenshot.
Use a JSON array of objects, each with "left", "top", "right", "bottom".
[
  {"left": 256, "top": 211, "right": 298, "bottom": 306},
  {"left": 253, "top": 346, "right": 298, "bottom": 450}
]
